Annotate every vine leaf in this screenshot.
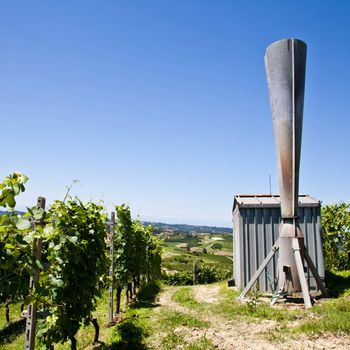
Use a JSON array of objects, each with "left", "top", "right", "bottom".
[{"left": 16, "top": 219, "right": 31, "bottom": 230}]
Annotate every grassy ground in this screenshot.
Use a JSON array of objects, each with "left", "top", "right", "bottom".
[
  {"left": 149, "top": 278, "right": 350, "bottom": 349},
  {"left": 1, "top": 272, "right": 350, "bottom": 349},
  {"left": 0, "top": 302, "right": 25, "bottom": 348}
]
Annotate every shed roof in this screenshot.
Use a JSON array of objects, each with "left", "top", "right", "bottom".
[{"left": 233, "top": 194, "right": 320, "bottom": 211}]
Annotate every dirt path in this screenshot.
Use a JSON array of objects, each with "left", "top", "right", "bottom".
[
  {"left": 154, "top": 285, "right": 350, "bottom": 350},
  {"left": 192, "top": 284, "right": 221, "bottom": 304},
  {"left": 156, "top": 286, "right": 189, "bottom": 313}
]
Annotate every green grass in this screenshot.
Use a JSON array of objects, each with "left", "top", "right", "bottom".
[
  {"left": 163, "top": 241, "right": 183, "bottom": 248},
  {"left": 172, "top": 287, "right": 199, "bottom": 308},
  {"left": 293, "top": 296, "right": 350, "bottom": 335},
  {"left": 0, "top": 288, "right": 140, "bottom": 350},
  {"left": 186, "top": 336, "right": 216, "bottom": 350},
  {"left": 197, "top": 252, "right": 232, "bottom": 264},
  {"left": 211, "top": 297, "right": 301, "bottom": 322},
  {"left": 159, "top": 333, "right": 215, "bottom": 350},
  {"left": 160, "top": 332, "right": 185, "bottom": 349},
  {"left": 0, "top": 302, "right": 23, "bottom": 328},
  {"left": 0, "top": 302, "right": 25, "bottom": 349},
  {"left": 172, "top": 283, "right": 303, "bottom": 324},
  {"left": 3, "top": 274, "right": 350, "bottom": 349},
  {"left": 157, "top": 309, "right": 209, "bottom": 329},
  {"left": 282, "top": 270, "right": 350, "bottom": 336},
  {"left": 148, "top": 308, "right": 210, "bottom": 350}
]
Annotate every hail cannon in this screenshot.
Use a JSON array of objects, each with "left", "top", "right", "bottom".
[{"left": 240, "top": 39, "right": 327, "bottom": 308}]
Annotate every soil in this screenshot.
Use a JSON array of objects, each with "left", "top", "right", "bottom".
[
  {"left": 155, "top": 285, "right": 350, "bottom": 350},
  {"left": 214, "top": 250, "right": 233, "bottom": 257}
]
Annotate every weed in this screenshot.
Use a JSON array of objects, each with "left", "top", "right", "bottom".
[{"left": 246, "top": 286, "right": 263, "bottom": 313}]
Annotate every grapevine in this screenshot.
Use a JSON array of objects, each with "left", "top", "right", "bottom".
[
  {"left": 36, "top": 199, "right": 109, "bottom": 350},
  {"left": 0, "top": 173, "right": 163, "bottom": 350}
]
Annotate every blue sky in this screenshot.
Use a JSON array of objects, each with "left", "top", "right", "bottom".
[{"left": 1, "top": 1, "right": 350, "bottom": 227}]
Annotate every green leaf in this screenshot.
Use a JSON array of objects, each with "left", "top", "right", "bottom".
[
  {"left": 36, "top": 260, "right": 44, "bottom": 269},
  {"left": 16, "top": 219, "right": 31, "bottom": 230},
  {"left": 53, "top": 243, "right": 62, "bottom": 251},
  {"left": 43, "top": 225, "right": 54, "bottom": 237},
  {"left": 31, "top": 207, "right": 45, "bottom": 220},
  {"left": 68, "top": 236, "right": 78, "bottom": 244},
  {"left": 51, "top": 277, "right": 64, "bottom": 287},
  {"left": 4, "top": 243, "right": 15, "bottom": 249},
  {"left": 0, "top": 190, "right": 16, "bottom": 208}
]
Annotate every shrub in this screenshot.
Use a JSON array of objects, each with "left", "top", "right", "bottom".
[
  {"left": 211, "top": 243, "right": 222, "bottom": 250},
  {"left": 322, "top": 203, "right": 350, "bottom": 271},
  {"left": 162, "top": 264, "right": 231, "bottom": 286},
  {"left": 162, "top": 271, "right": 193, "bottom": 286}
]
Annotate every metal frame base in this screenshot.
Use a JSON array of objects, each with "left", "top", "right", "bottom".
[{"left": 238, "top": 238, "right": 327, "bottom": 308}]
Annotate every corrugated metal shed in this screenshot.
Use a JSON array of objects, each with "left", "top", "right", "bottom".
[{"left": 232, "top": 194, "right": 324, "bottom": 292}]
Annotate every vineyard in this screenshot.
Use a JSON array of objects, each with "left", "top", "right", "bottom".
[
  {"left": 2, "top": 172, "right": 350, "bottom": 350},
  {"left": 0, "top": 173, "right": 162, "bottom": 349}
]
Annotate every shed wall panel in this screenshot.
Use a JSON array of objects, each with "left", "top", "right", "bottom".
[{"left": 233, "top": 203, "right": 323, "bottom": 292}]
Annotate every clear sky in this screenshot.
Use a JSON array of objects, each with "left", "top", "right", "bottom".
[{"left": 1, "top": 1, "right": 350, "bottom": 227}]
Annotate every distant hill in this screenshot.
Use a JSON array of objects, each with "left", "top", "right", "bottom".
[
  {"left": 0, "top": 210, "right": 24, "bottom": 215},
  {"left": 142, "top": 221, "right": 232, "bottom": 234},
  {"left": 0, "top": 211, "right": 232, "bottom": 235}
]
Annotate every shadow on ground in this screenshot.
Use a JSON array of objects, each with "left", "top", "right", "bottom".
[
  {"left": 130, "top": 281, "right": 162, "bottom": 309},
  {"left": 325, "top": 270, "right": 350, "bottom": 297},
  {"left": 98, "top": 282, "right": 162, "bottom": 350},
  {"left": 97, "top": 320, "right": 149, "bottom": 350},
  {"left": 0, "top": 318, "right": 25, "bottom": 345}
]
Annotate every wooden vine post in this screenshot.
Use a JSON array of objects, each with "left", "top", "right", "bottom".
[
  {"left": 25, "top": 196, "right": 46, "bottom": 350},
  {"left": 108, "top": 211, "right": 116, "bottom": 325},
  {"left": 192, "top": 260, "right": 196, "bottom": 286}
]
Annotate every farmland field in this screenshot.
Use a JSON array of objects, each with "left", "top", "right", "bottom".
[{"left": 161, "top": 232, "right": 233, "bottom": 275}]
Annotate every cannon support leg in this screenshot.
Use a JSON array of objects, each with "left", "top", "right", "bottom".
[
  {"left": 304, "top": 247, "right": 327, "bottom": 296},
  {"left": 292, "top": 238, "right": 312, "bottom": 309},
  {"left": 239, "top": 241, "right": 279, "bottom": 299}
]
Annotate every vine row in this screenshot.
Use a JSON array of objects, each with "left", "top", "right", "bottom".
[{"left": 0, "top": 173, "right": 163, "bottom": 350}]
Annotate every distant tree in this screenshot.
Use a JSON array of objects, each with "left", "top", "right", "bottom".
[
  {"left": 211, "top": 243, "right": 223, "bottom": 250},
  {"left": 322, "top": 202, "right": 350, "bottom": 271}
]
